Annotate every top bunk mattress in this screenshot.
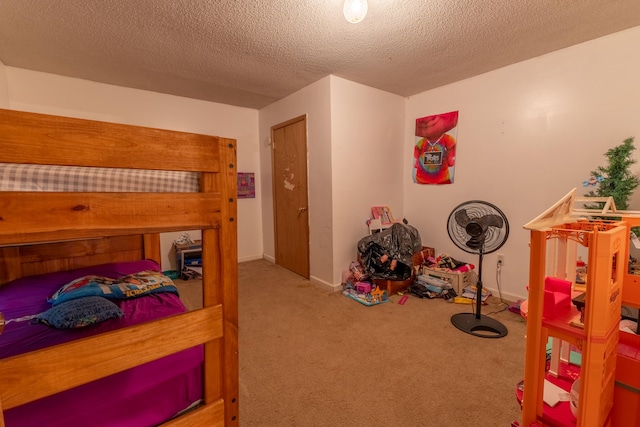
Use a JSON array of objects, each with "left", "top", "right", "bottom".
[{"left": 0, "top": 163, "right": 199, "bottom": 192}]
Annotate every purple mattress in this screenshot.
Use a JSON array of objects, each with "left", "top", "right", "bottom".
[{"left": 0, "top": 260, "right": 203, "bottom": 427}]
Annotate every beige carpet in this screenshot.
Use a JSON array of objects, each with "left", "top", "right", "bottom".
[{"left": 176, "top": 259, "right": 527, "bottom": 426}]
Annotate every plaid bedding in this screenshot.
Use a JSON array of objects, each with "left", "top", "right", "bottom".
[{"left": 0, "top": 163, "right": 199, "bottom": 192}]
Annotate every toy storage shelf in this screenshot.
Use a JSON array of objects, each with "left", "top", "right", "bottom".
[
  {"left": 520, "top": 220, "right": 627, "bottom": 427},
  {"left": 612, "top": 216, "right": 640, "bottom": 427},
  {"left": 517, "top": 190, "right": 640, "bottom": 427},
  {"left": 175, "top": 240, "right": 202, "bottom": 271},
  {"left": 516, "top": 362, "right": 580, "bottom": 426}
]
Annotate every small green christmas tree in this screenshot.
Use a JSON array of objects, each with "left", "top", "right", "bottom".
[{"left": 585, "top": 137, "right": 639, "bottom": 211}]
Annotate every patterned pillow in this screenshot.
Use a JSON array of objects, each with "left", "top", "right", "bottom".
[{"left": 37, "top": 296, "right": 123, "bottom": 329}]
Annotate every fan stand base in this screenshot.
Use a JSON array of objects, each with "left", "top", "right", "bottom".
[{"left": 451, "top": 313, "right": 508, "bottom": 339}]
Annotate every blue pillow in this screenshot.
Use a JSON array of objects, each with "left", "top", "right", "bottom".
[{"left": 37, "top": 296, "right": 123, "bottom": 329}]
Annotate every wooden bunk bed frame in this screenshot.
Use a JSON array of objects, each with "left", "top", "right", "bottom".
[{"left": 0, "top": 108, "right": 239, "bottom": 426}]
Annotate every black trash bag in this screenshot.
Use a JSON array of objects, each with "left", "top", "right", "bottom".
[{"left": 357, "top": 223, "right": 422, "bottom": 281}]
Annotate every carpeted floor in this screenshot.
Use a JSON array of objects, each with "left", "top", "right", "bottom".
[{"left": 175, "top": 259, "right": 527, "bottom": 426}]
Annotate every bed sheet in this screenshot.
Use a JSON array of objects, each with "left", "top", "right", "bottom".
[{"left": 0, "top": 260, "right": 204, "bottom": 427}]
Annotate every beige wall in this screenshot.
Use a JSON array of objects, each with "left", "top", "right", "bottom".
[
  {"left": 259, "top": 77, "right": 334, "bottom": 287},
  {"left": 404, "top": 26, "right": 640, "bottom": 300},
  {"left": 258, "top": 76, "right": 406, "bottom": 289},
  {"left": 3, "top": 67, "right": 263, "bottom": 268},
  {"left": 330, "top": 76, "right": 405, "bottom": 285},
  {"left": 4, "top": 24, "right": 640, "bottom": 296}
]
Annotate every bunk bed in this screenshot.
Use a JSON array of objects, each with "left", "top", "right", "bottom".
[{"left": 0, "top": 108, "right": 238, "bottom": 426}]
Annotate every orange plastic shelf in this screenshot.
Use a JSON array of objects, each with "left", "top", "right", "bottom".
[{"left": 516, "top": 362, "right": 579, "bottom": 427}]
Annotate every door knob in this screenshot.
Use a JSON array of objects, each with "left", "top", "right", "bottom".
[{"left": 298, "top": 207, "right": 307, "bottom": 213}]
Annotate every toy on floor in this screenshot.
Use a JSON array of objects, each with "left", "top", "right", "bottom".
[
  {"left": 370, "top": 286, "right": 385, "bottom": 303},
  {"left": 342, "top": 281, "right": 389, "bottom": 306},
  {"left": 355, "top": 281, "right": 371, "bottom": 293}
]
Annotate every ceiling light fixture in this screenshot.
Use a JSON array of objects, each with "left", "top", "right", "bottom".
[{"left": 343, "top": 0, "right": 368, "bottom": 24}]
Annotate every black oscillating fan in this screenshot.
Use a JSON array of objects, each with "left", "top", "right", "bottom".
[{"left": 447, "top": 200, "right": 509, "bottom": 338}]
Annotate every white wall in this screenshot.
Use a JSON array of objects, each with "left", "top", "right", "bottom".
[
  {"left": 6, "top": 25, "right": 640, "bottom": 295},
  {"left": 259, "top": 76, "right": 406, "bottom": 289},
  {"left": 330, "top": 76, "right": 405, "bottom": 285},
  {"left": 404, "top": 26, "right": 640, "bottom": 300},
  {"left": 3, "top": 67, "right": 263, "bottom": 268},
  {"left": 259, "top": 77, "right": 334, "bottom": 287}
]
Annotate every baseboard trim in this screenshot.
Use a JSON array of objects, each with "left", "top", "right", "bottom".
[
  {"left": 238, "top": 254, "right": 264, "bottom": 263},
  {"left": 252, "top": 257, "right": 524, "bottom": 301},
  {"left": 258, "top": 256, "right": 342, "bottom": 293},
  {"left": 310, "top": 275, "right": 342, "bottom": 293},
  {"left": 263, "top": 254, "right": 275, "bottom": 263},
  {"left": 482, "top": 287, "right": 525, "bottom": 305}
]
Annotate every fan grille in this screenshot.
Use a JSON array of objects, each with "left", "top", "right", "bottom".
[{"left": 447, "top": 200, "right": 509, "bottom": 254}]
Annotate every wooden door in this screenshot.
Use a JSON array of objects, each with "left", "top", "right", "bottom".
[{"left": 271, "top": 115, "right": 309, "bottom": 278}]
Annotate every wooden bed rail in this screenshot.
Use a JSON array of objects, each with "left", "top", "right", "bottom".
[
  {"left": 0, "top": 192, "right": 222, "bottom": 245},
  {"left": 0, "top": 235, "right": 153, "bottom": 286},
  {"left": 0, "top": 109, "right": 220, "bottom": 172},
  {"left": 0, "top": 306, "right": 223, "bottom": 410},
  {"left": 163, "top": 399, "right": 225, "bottom": 427}
]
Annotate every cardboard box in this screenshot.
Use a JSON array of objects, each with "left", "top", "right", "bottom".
[{"left": 420, "top": 266, "right": 471, "bottom": 294}]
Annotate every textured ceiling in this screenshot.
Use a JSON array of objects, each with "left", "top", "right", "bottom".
[{"left": 1, "top": 1, "right": 640, "bottom": 109}]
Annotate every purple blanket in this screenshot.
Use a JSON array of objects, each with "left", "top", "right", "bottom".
[{"left": 0, "top": 260, "right": 203, "bottom": 427}]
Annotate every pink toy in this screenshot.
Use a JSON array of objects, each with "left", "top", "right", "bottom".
[
  {"left": 453, "top": 263, "right": 475, "bottom": 273},
  {"left": 543, "top": 276, "right": 572, "bottom": 320},
  {"left": 355, "top": 282, "right": 372, "bottom": 293}
]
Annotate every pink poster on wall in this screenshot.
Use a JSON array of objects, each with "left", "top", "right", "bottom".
[
  {"left": 412, "top": 111, "right": 458, "bottom": 185},
  {"left": 237, "top": 172, "right": 255, "bottom": 198}
]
